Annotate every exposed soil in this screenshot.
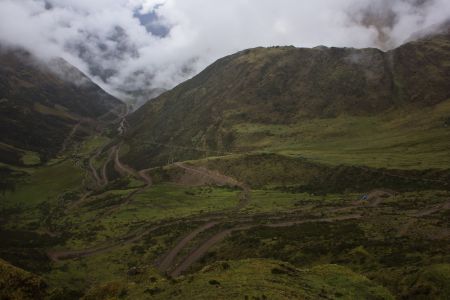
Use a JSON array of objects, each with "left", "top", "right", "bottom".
[
  {"left": 169, "top": 214, "right": 362, "bottom": 277},
  {"left": 157, "top": 221, "right": 220, "bottom": 273},
  {"left": 174, "top": 162, "right": 251, "bottom": 210}
]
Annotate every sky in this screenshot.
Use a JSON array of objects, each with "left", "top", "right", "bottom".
[{"left": 0, "top": 0, "right": 449, "bottom": 102}]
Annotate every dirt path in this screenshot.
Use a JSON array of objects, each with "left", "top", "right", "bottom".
[
  {"left": 157, "top": 221, "right": 220, "bottom": 273},
  {"left": 114, "top": 145, "right": 138, "bottom": 177},
  {"left": 366, "top": 189, "right": 396, "bottom": 207},
  {"left": 47, "top": 221, "right": 175, "bottom": 261},
  {"left": 412, "top": 200, "right": 450, "bottom": 217},
  {"left": 170, "top": 214, "right": 361, "bottom": 277},
  {"left": 66, "top": 191, "right": 93, "bottom": 211},
  {"left": 88, "top": 149, "right": 104, "bottom": 187},
  {"left": 175, "top": 162, "right": 251, "bottom": 210},
  {"left": 59, "top": 122, "right": 81, "bottom": 154},
  {"left": 100, "top": 146, "right": 116, "bottom": 186},
  {"left": 396, "top": 219, "right": 415, "bottom": 238},
  {"left": 138, "top": 168, "right": 153, "bottom": 186}
]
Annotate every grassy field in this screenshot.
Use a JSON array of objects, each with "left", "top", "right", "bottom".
[
  {"left": 99, "top": 259, "right": 394, "bottom": 300},
  {"left": 231, "top": 99, "right": 450, "bottom": 169},
  {"left": 0, "top": 160, "right": 84, "bottom": 229}
]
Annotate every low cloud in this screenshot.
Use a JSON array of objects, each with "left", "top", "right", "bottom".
[{"left": 0, "top": 0, "right": 449, "bottom": 102}]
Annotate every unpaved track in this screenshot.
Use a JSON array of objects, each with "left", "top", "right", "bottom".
[
  {"left": 175, "top": 162, "right": 251, "bottom": 210},
  {"left": 412, "top": 200, "right": 450, "bottom": 217},
  {"left": 158, "top": 221, "right": 220, "bottom": 273},
  {"left": 170, "top": 214, "right": 362, "bottom": 277},
  {"left": 59, "top": 122, "right": 81, "bottom": 154},
  {"left": 100, "top": 146, "right": 116, "bottom": 186},
  {"left": 66, "top": 191, "right": 93, "bottom": 211},
  {"left": 48, "top": 221, "right": 178, "bottom": 261},
  {"left": 366, "top": 189, "right": 396, "bottom": 207},
  {"left": 155, "top": 163, "right": 252, "bottom": 274},
  {"left": 138, "top": 168, "right": 153, "bottom": 185},
  {"left": 112, "top": 143, "right": 152, "bottom": 185},
  {"left": 88, "top": 150, "right": 104, "bottom": 187}
]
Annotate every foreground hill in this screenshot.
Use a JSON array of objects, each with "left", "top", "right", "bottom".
[
  {"left": 124, "top": 32, "right": 450, "bottom": 169},
  {"left": 82, "top": 259, "right": 394, "bottom": 299},
  {"left": 0, "top": 48, "right": 124, "bottom": 166}
]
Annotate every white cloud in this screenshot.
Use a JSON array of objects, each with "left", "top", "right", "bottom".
[{"left": 0, "top": 0, "right": 449, "bottom": 102}]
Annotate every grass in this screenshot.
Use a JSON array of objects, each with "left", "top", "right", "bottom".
[
  {"left": 53, "top": 185, "right": 239, "bottom": 249},
  {"left": 114, "top": 185, "right": 239, "bottom": 221},
  {"left": 243, "top": 190, "right": 349, "bottom": 213},
  {"left": 133, "top": 259, "right": 394, "bottom": 299},
  {"left": 21, "top": 151, "right": 41, "bottom": 166},
  {"left": 78, "top": 135, "right": 111, "bottom": 157},
  {"left": 0, "top": 259, "right": 48, "bottom": 300},
  {"left": 0, "top": 160, "right": 84, "bottom": 229},
  {"left": 193, "top": 190, "right": 450, "bottom": 298},
  {"left": 33, "top": 103, "right": 78, "bottom": 121},
  {"left": 231, "top": 99, "right": 450, "bottom": 169},
  {"left": 86, "top": 185, "right": 238, "bottom": 241}
]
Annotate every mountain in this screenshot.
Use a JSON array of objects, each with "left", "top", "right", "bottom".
[
  {"left": 1, "top": 28, "right": 450, "bottom": 300},
  {"left": 123, "top": 31, "right": 450, "bottom": 169},
  {"left": 0, "top": 48, "right": 124, "bottom": 165}
]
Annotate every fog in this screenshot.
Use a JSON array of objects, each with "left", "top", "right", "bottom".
[{"left": 0, "top": 0, "right": 449, "bottom": 102}]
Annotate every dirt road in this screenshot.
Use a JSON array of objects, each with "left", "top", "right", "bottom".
[
  {"left": 175, "top": 162, "right": 251, "bottom": 210},
  {"left": 157, "top": 221, "right": 220, "bottom": 273},
  {"left": 169, "top": 214, "right": 362, "bottom": 277}
]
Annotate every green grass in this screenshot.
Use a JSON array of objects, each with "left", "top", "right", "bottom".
[
  {"left": 78, "top": 135, "right": 111, "bottom": 157},
  {"left": 21, "top": 151, "right": 41, "bottom": 166},
  {"left": 114, "top": 185, "right": 239, "bottom": 221},
  {"left": 2, "top": 160, "right": 83, "bottom": 208},
  {"left": 244, "top": 190, "right": 349, "bottom": 213},
  {"left": 89, "top": 185, "right": 239, "bottom": 239},
  {"left": 57, "top": 185, "right": 239, "bottom": 249},
  {"left": 134, "top": 259, "right": 394, "bottom": 299},
  {"left": 0, "top": 160, "right": 84, "bottom": 228},
  {"left": 0, "top": 259, "right": 48, "bottom": 300},
  {"left": 232, "top": 99, "right": 450, "bottom": 169}
]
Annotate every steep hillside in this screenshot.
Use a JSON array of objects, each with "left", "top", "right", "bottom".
[
  {"left": 83, "top": 259, "right": 394, "bottom": 299},
  {"left": 124, "top": 32, "right": 450, "bottom": 168},
  {"left": 0, "top": 259, "right": 48, "bottom": 300},
  {"left": 0, "top": 48, "right": 124, "bottom": 165}
]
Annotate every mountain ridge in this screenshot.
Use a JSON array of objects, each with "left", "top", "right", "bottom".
[
  {"left": 123, "top": 31, "right": 450, "bottom": 168},
  {"left": 0, "top": 47, "right": 125, "bottom": 165}
]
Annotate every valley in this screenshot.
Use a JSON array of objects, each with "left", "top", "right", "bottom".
[{"left": 1, "top": 32, "right": 450, "bottom": 299}]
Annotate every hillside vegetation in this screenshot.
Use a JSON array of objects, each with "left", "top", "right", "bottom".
[
  {"left": 0, "top": 31, "right": 449, "bottom": 299},
  {"left": 0, "top": 48, "right": 124, "bottom": 165},
  {"left": 124, "top": 33, "right": 450, "bottom": 169}
]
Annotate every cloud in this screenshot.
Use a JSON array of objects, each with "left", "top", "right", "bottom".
[{"left": 0, "top": 0, "right": 449, "bottom": 102}]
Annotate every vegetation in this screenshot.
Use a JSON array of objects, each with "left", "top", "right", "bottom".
[
  {"left": 1, "top": 32, "right": 449, "bottom": 299},
  {"left": 0, "top": 259, "right": 48, "bottom": 300}
]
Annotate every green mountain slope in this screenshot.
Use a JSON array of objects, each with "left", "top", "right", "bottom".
[
  {"left": 1, "top": 30, "right": 449, "bottom": 300},
  {"left": 0, "top": 48, "right": 124, "bottom": 165},
  {"left": 124, "top": 32, "right": 450, "bottom": 169}
]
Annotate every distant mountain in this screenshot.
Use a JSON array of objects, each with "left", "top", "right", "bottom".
[
  {"left": 0, "top": 48, "right": 124, "bottom": 165},
  {"left": 123, "top": 31, "right": 450, "bottom": 168}
]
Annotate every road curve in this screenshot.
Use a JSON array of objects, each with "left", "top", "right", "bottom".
[
  {"left": 170, "top": 214, "right": 361, "bottom": 277},
  {"left": 157, "top": 221, "right": 220, "bottom": 273}
]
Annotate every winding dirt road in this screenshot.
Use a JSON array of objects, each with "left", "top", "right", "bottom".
[
  {"left": 157, "top": 221, "right": 220, "bottom": 273},
  {"left": 174, "top": 162, "right": 251, "bottom": 210},
  {"left": 169, "top": 214, "right": 362, "bottom": 277}
]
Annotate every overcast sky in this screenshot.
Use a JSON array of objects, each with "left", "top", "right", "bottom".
[{"left": 0, "top": 0, "right": 449, "bottom": 101}]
